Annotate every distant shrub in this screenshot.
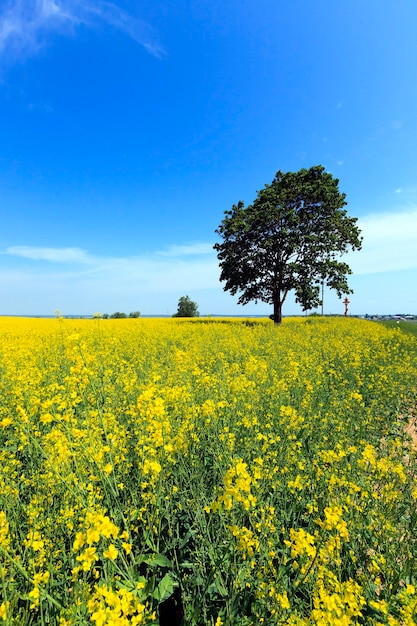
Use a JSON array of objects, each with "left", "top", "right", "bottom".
[{"left": 172, "top": 295, "right": 199, "bottom": 318}]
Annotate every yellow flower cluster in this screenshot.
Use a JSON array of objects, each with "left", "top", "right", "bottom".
[
  {"left": 87, "top": 584, "right": 155, "bottom": 626},
  {"left": 0, "top": 315, "right": 416, "bottom": 624},
  {"left": 0, "top": 512, "right": 10, "bottom": 550},
  {"left": 209, "top": 458, "right": 257, "bottom": 512}
]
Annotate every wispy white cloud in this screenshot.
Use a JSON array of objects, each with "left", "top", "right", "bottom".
[
  {"left": 2, "top": 208, "right": 417, "bottom": 315},
  {"left": 159, "top": 243, "right": 214, "bottom": 257},
  {"left": 83, "top": 1, "right": 163, "bottom": 56},
  {"left": 27, "top": 101, "right": 55, "bottom": 113},
  {"left": 3, "top": 242, "right": 220, "bottom": 291},
  {"left": 0, "top": 0, "right": 163, "bottom": 63},
  {"left": 345, "top": 207, "right": 417, "bottom": 275},
  {"left": 5, "top": 209, "right": 417, "bottom": 287},
  {"left": 5, "top": 207, "right": 417, "bottom": 284},
  {"left": 5, "top": 245, "right": 94, "bottom": 263},
  {"left": 5, "top": 242, "right": 215, "bottom": 264},
  {"left": 0, "top": 241, "right": 222, "bottom": 314}
]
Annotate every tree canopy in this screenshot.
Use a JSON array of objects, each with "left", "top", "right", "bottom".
[
  {"left": 214, "top": 165, "right": 362, "bottom": 324},
  {"left": 173, "top": 295, "right": 200, "bottom": 318}
]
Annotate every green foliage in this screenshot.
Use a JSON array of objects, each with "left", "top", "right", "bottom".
[
  {"left": 172, "top": 295, "right": 200, "bottom": 318},
  {"left": 110, "top": 312, "right": 127, "bottom": 319},
  {"left": 129, "top": 311, "right": 141, "bottom": 318},
  {"left": 214, "top": 165, "right": 362, "bottom": 324}
]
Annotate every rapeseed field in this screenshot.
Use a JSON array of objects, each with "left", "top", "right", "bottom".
[{"left": 0, "top": 316, "right": 416, "bottom": 625}]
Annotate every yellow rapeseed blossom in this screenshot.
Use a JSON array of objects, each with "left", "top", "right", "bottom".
[
  {"left": 0, "top": 602, "right": 9, "bottom": 621},
  {"left": 0, "top": 512, "right": 10, "bottom": 549},
  {"left": 210, "top": 458, "right": 257, "bottom": 512},
  {"left": 103, "top": 544, "right": 118, "bottom": 561},
  {"left": 0, "top": 316, "right": 416, "bottom": 624}
]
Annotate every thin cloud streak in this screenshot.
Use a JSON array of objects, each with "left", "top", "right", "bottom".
[
  {"left": 3, "top": 243, "right": 221, "bottom": 291},
  {"left": 346, "top": 208, "right": 417, "bottom": 275},
  {"left": 5, "top": 207, "right": 417, "bottom": 280},
  {"left": 6, "top": 245, "right": 94, "bottom": 263},
  {"left": 2, "top": 208, "right": 416, "bottom": 315},
  {"left": 159, "top": 243, "right": 214, "bottom": 257},
  {"left": 0, "top": 0, "right": 163, "bottom": 63},
  {"left": 84, "top": 1, "right": 164, "bottom": 57},
  {"left": 5, "top": 242, "right": 215, "bottom": 265},
  {"left": 0, "top": 242, "right": 221, "bottom": 314}
]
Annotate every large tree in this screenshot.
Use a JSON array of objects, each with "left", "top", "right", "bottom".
[{"left": 214, "top": 165, "right": 362, "bottom": 324}]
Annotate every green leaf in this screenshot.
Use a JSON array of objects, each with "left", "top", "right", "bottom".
[
  {"left": 115, "top": 576, "right": 147, "bottom": 596},
  {"left": 133, "top": 553, "right": 173, "bottom": 568},
  {"left": 207, "top": 578, "right": 228, "bottom": 598},
  {"left": 153, "top": 573, "right": 178, "bottom": 603},
  {"left": 143, "top": 554, "right": 173, "bottom": 568}
]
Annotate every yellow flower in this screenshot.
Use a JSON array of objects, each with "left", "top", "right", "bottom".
[
  {"left": 0, "top": 602, "right": 9, "bottom": 620},
  {"left": 28, "top": 586, "right": 40, "bottom": 608},
  {"left": 103, "top": 463, "right": 113, "bottom": 476},
  {"left": 103, "top": 544, "right": 118, "bottom": 560},
  {"left": 76, "top": 546, "right": 98, "bottom": 571},
  {"left": 73, "top": 531, "right": 85, "bottom": 551},
  {"left": 0, "top": 512, "right": 10, "bottom": 548},
  {"left": 370, "top": 599, "right": 388, "bottom": 615},
  {"left": 277, "top": 591, "right": 290, "bottom": 610}
]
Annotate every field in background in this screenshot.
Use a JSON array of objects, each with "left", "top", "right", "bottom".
[
  {"left": 0, "top": 316, "right": 417, "bottom": 625},
  {"left": 379, "top": 319, "right": 417, "bottom": 339}
]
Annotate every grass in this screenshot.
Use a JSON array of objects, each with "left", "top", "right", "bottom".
[{"left": 378, "top": 319, "right": 417, "bottom": 339}]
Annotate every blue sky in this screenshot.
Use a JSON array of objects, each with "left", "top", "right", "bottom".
[{"left": 1, "top": 0, "right": 416, "bottom": 316}]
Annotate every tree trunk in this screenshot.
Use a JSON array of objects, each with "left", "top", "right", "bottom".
[{"left": 272, "top": 295, "right": 282, "bottom": 325}]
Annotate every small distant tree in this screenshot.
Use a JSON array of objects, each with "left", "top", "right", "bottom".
[
  {"left": 129, "top": 311, "right": 141, "bottom": 318},
  {"left": 173, "top": 295, "right": 200, "bottom": 318},
  {"left": 110, "top": 312, "right": 127, "bottom": 319},
  {"left": 102, "top": 313, "right": 109, "bottom": 319}
]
